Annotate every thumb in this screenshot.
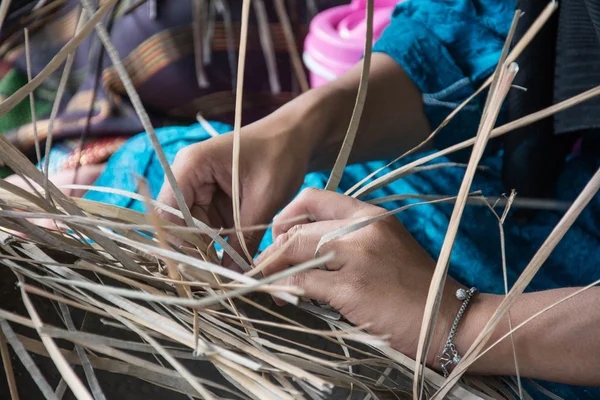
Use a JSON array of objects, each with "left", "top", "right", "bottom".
[
  {"left": 156, "top": 180, "right": 195, "bottom": 227},
  {"left": 223, "top": 190, "right": 279, "bottom": 270},
  {"left": 223, "top": 229, "right": 264, "bottom": 272},
  {"left": 273, "top": 269, "right": 336, "bottom": 306}
]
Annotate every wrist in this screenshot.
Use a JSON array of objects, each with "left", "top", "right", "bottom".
[
  {"left": 267, "top": 84, "right": 355, "bottom": 172},
  {"left": 304, "top": 85, "right": 355, "bottom": 171},
  {"left": 428, "top": 288, "right": 499, "bottom": 373},
  {"left": 451, "top": 293, "right": 503, "bottom": 373}
]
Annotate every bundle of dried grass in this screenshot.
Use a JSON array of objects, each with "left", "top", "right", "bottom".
[{"left": 0, "top": 1, "right": 599, "bottom": 399}]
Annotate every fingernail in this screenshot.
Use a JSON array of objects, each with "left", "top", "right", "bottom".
[{"left": 273, "top": 297, "right": 286, "bottom": 306}]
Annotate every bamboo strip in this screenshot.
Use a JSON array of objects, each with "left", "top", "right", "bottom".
[{"left": 325, "top": 0, "right": 374, "bottom": 191}]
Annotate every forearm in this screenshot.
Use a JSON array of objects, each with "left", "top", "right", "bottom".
[
  {"left": 458, "top": 288, "right": 600, "bottom": 385},
  {"left": 264, "top": 53, "right": 431, "bottom": 172}
]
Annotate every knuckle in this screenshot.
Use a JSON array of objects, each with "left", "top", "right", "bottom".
[
  {"left": 287, "top": 224, "right": 303, "bottom": 237},
  {"left": 274, "top": 231, "right": 290, "bottom": 248},
  {"left": 298, "top": 187, "right": 319, "bottom": 200},
  {"left": 174, "top": 145, "right": 193, "bottom": 162},
  {"left": 285, "top": 225, "right": 304, "bottom": 255},
  {"left": 287, "top": 272, "right": 306, "bottom": 289},
  {"left": 174, "top": 144, "right": 204, "bottom": 167}
]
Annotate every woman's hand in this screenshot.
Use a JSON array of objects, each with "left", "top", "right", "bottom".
[
  {"left": 157, "top": 54, "right": 430, "bottom": 269},
  {"left": 256, "top": 188, "right": 468, "bottom": 367},
  {"left": 157, "top": 117, "right": 311, "bottom": 269}
]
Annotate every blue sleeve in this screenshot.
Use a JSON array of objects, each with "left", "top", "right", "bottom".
[{"left": 373, "top": 0, "right": 515, "bottom": 147}]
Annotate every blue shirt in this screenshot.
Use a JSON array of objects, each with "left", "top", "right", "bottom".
[{"left": 373, "top": 0, "right": 515, "bottom": 149}]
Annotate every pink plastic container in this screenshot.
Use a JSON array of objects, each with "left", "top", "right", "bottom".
[{"left": 304, "top": 0, "right": 400, "bottom": 88}]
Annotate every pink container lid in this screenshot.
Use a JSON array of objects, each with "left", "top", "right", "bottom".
[{"left": 304, "top": 0, "right": 400, "bottom": 83}]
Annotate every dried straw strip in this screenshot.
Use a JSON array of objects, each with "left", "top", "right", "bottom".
[
  {"left": 245, "top": 232, "right": 298, "bottom": 277},
  {"left": 329, "top": 321, "right": 482, "bottom": 400},
  {"left": 66, "top": 185, "right": 247, "bottom": 270},
  {"left": 0, "top": 0, "right": 118, "bottom": 117},
  {"left": 412, "top": 12, "right": 522, "bottom": 388},
  {"left": 0, "top": 0, "right": 10, "bottom": 32},
  {"left": 237, "top": 296, "right": 384, "bottom": 361},
  {"left": 325, "top": 0, "right": 373, "bottom": 191},
  {"left": 18, "top": 274, "right": 94, "bottom": 400},
  {"left": 18, "top": 336, "right": 234, "bottom": 395},
  {"left": 346, "top": 1, "right": 558, "bottom": 197},
  {"left": 326, "top": 321, "right": 353, "bottom": 395},
  {"left": 483, "top": 193, "right": 522, "bottom": 398},
  {"left": 525, "top": 379, "right": 565, "bottom": 400},
  {"left": 274, "top": 0, "right": 309, "bottom": 92},
  {"left": 316, "top": 195, "right": 465, "bottom": 253},
  {"left": 75, "top": 259, "right": 300, "bottom": 294},
  {"left": 0, "top": 308, "right": 38, "bottom": 329},
  {"left": 55, "top": 380, "right": 68, "bottom": 400},
  {"left": 0, "top": 319, "right": 57, "bottom": 400},
  {"left": 58, "top": 184, "right": 300, "bottom": 231},
  {"left": 94, "top": 227, "right": 298, "bottom": 304},
  {"left": 114, "top": 315, "right": 216, "bottom": 400},
  {"left": 44, "top": 278, "right": 263, "bottom": 376},
  {"left": 20, "top": 283, "right": 113, "bottom": 319},
  {"left": 197, "top": 112, "right": 221, "bottom": 137},
  {"left": 434, "top": 167, "right": 600, "bottom": 399},
  {"left": 216, "top": 362, "right": 275, "bottom": 399},
  {"left": 231, "top": 0, "right": 253, "bottom": 262},
  {"left": 215, "top": 0, "right": 237, "bottom": 88},
  {"left": 148, "top": 0, "right": 157, "bottom": 19},
  {"left": 206, "top": 308, "right": 380, "bottom": 342},
  {"left": 412, "top": 60, "right": 519, "bottom": 400},
  {"left": 0, "top": 35, "right": 150, "bottom": 276},
  {"left": 34, "top": 275, "right": 237, "bottom": 308},
  {"left": 203, "top": 0, "right": 216, "bottom": 64},
  {"left": 16, "top": 245, "right": 214, "bottom": 357},
  {"left": 253, "top": 0, "right": 280, "bottom": 94},
  {"left": 460, "top": 276, "right": 600, "bottom": 394},
  {"left": 3, "top": 215, "right": 102, "bottom": 261},
  {"left": 139, "top": 180, "right": 189, "bottom": 298},
  {"left": 182, "top": 252, "right": 334, "bottom": 308},
  {"left": 78, "top": 0, "right": 203, "bottom": 240},
  {"left": 0, "top": 178, "right": 58, "bottom": 215},
  {"left": 57, "top": 302, "right": 106, "bottom": 400},
  {"left": 63, "top": 190, "right": 308, "bottom": 234},
  {"left": 219, "top": 356, "right": 295, "bottom": 400},
  {"left": 197, "top": 317, "right": 334, "bottom": 392},
  {"left": 43, "top": 9, "right": 87, "bottom": 198},
  {"left": 353, "top": 77, "right": 600, "bottom": 198},
  {"left": 0, "top": 326, "right": 20, "bottom": 400},
  {"left": 192, "top": 0, "right": 209, "bottom": 88},
  {"left": 203, "top": 310, "right": 353, "bottom": 363},
  {"left": 0, "top": 188, "right": 146, "bottom": 273},
  {"left": 16, "top": 332, "right": 240, "bottom": 398},
  {"left": 368, "top": 193, "right": 571, "bottom": 211},
  {"left": 278, "top": 355, "right": 381, "bottom": 400},
  {"left": 24, "top": 28, "right": 42, "bottom": 167},
  {"left": 64, "top": 186, "right": 246, "bottom": 269},
  {"left": 40, "top": 326, "right": 202, "bottom": 360}
]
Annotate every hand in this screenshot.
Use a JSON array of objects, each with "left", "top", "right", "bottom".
[
  {"left": 157, "top": 54, "right": 430, "bottom": 269},
  {"left": 157, "top": 117, "right": 310, "bottom": 269},
  {"left": 257, "top": 188, "right": 468, "bottom": 367}
]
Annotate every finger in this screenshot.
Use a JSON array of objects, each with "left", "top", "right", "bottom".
[
  {"left": 257, "top": 220, "right": 346, "bottom": 277},
  {"left": 223, "top": 185, "right": 280, "bottom": 269},
  {"left": 272, "top": 188, "right": 377, "bottom": 238},
  {"left": 156, "top": 146, "right": 217, "bottom": 226},
  {"left": 156, "top": 155, "right": 198, "bottom": 225},
  {"left": 273, "top": 269, "right": 337, "bottom": 306}
]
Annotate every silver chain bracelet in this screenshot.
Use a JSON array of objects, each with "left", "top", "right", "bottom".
[{"left": 439, "top": 287, "right": 478, "bottom": 377}]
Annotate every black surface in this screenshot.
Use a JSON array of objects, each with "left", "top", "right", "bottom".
[{"left": 0, "top": 264, "right": 401, "bottom": 399}]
